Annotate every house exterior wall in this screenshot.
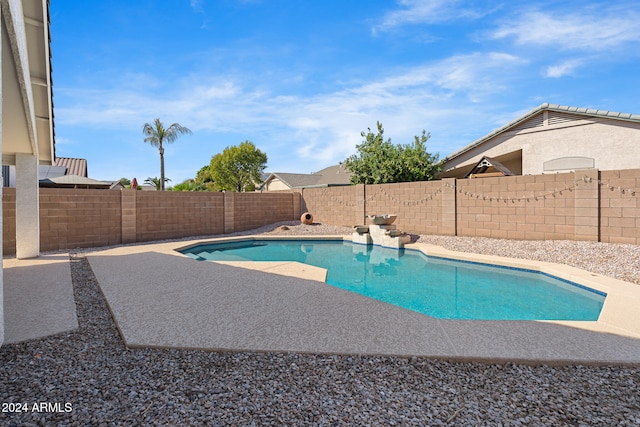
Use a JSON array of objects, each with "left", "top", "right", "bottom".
[
  {"left": 444, "top": 117, "right": 640, "bottom": 177},
  {"left": 264, "top": 178, "right": 291, "bottom": 191}
]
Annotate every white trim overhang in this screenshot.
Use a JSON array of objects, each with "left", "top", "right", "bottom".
[{"left": 2, "top": 0, "right": 38, "bottom": 157}]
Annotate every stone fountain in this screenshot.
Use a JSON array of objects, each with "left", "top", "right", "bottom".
[{"left": 352, "top": 214, "right": 411, "bottom": 249}]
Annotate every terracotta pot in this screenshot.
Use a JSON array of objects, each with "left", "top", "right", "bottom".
[{"left": 300, "top": 212, "right": 313, "bottom": 225}]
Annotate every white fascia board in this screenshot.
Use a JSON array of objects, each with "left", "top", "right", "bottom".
[{"left": 2, "top": 0, "right": 39, "bottom": 156}]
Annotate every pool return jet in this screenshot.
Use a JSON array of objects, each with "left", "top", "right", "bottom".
[{"left": 352, "top": 215, "right": 411, "bottom": 249}]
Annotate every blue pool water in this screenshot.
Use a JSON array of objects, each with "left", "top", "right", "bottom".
[{"left": 180, "top": 240, "right": 606, "bottom": 321}]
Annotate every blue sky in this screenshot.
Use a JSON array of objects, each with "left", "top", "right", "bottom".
[{"left": 50, "top": 0, "right": 640, "bottom": 184}]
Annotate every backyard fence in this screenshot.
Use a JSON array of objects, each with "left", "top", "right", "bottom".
[
  {"left": 3, "top": 188, "right": 300, "bottom": 255},
  {"left": 300, "top": 168, "right": 640, "bottom": 245},
  {"left": 2, "top": 168, "right": 639, "bottom": 255}
]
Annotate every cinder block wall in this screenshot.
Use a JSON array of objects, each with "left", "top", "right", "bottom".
[
  {"left": 2, "top": 169, "right": 640, "bottom": 255},
  {"left": 233, "top": 192, "right": 296, "bottom": 232},
  {"left": 301, "top": 185, "right": 365, "bottom": 228},
  {"left": 135, "top": 191, "right": 225, "bottom": 242},
  {"left": 298, "top": 169, "right": 640, "bottom": 244},
  {"left": 300, "top": 181, "right": 448, "bottom": 235},
  {"left": 364, "top": 181, "right": 445, "bottom": 235},
  {"left": 455, "top": 172, "right": 577, "bottom": 240},
  {"left": 600, "top": 169, "right": 640, "bottom": 244},
  {"left": 2, "top": 189, "right": 297, "bottom": 255},
  {"left": 39, "top": 188, "right": 122, "bottom": 252}
]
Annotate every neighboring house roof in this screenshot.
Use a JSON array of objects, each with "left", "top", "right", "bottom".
[
  {"left": 109, "top": 181, "right": 126, "bottom": 190},
  {"left": 55, "top": 157, "right": 88, "bottom": 177},
  {"left": 39, "top": 175, "right": 112, "bottom": 189},
  {"left": 444, "top": 103, "right": 640, "bottom": 163},
  {"left": 261, "top": 164, "right": 352, "bottom": 190},
  {"left": 38, "top": 165, "right": 67, "bottom": 179},
  {"left": 265, "top": 173, "right": 321, "bottom": 189},
  {"left": 312, "top": 164, "right": 352, "bottom": 186}
]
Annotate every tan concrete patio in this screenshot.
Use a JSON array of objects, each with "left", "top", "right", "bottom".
[{"left": 3, "top": 254, "right": 78, "bottom": 343}]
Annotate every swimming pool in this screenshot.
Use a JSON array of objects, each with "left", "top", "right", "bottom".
[{"left": 180, "top": 239, "right": 606, "bottom": 321}]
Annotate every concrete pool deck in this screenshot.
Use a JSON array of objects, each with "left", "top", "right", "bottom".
[
  {"left": 81, "top": 236, "right": 640, "bottom": 365},
  {"left": 3, "top": 254, "right": 78, "bottom": 344}
]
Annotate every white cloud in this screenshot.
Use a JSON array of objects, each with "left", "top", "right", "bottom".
[
  {"left": 278, "top": 52, "right": 526, "bottom": 163},
  {"left": 55, "top": 51, "right": 526, "bottom": 173},
  {"left": 374, "top": 0, "right": 494, "bottom": 34},
  {"left": 545, "top": 59, "right": 582, "bottom": 78},
  {"left": 355, "top": 52, "right": 525, "bottom": 98},
  {"left": 493, "top": 10, "right": 640, "bottom": 51},
  {"left": 490, "top": 6, "right": 640, "bottom": 80},
  {"left": 376, "top": 0, "right": 457, "bottom": 30}
]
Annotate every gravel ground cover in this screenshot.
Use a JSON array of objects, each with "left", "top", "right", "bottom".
[{"left": 1, "top": 222, "right": 639, "bottom": 425}]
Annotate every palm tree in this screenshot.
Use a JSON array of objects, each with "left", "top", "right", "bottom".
[
  {"left": 144, "top": 176, "right": 171, "bottom": 191},
  {"left": 142, "top": 118, "right": 192, "bottom": 190}
]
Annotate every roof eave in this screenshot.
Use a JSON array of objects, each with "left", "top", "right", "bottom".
[
  {"left": 443, "top": 103, "right": 640, "bottom": 164},
  {"left": 443, "top": 104, "right": 548, "bottom": 163}
]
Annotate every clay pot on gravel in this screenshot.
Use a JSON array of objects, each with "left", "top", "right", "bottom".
[{"left": 300, "top": 212, "right": 313, "bottom": 225}]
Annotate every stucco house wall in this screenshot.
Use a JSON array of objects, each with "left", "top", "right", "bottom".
[
  {"left": 263, "top": 178, "right": 291, "bottom": 191},
  {"left": 442, "top": 105, "right": 640, "bottom": 178}
]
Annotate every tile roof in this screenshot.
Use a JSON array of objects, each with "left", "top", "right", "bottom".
[
  {"left": 54, "top": 157, "right": 88, "bottom": 177},
  {"left": 444, "top": 103, "right": 640, "bottom": 162}
]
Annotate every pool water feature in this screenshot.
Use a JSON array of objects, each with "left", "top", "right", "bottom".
[{"left": 180, "top": 239, "right": 606, "bottom": 321}]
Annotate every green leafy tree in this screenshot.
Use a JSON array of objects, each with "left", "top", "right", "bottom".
[
  {"left": 195, "top": 164, "right": 217, "bottom": 191},
  {"left": 342, "top": 122, "right": 441, "bottom": 184},
  {"left": 208, "top": 141, "right": 267, "bottom": 192},
  {"left": 144, "top": 176, "right": 171, "bottom": 191},
  {"left": 142, "top": 118, "right": 192, "bottom": 190},
  {"left": 119, "top": 177, "right": 131, "bottom": 187},
  {"left": 169, "top": 179, "right": 202, "bottom": 192},
  {"left": 395, "top": 130, "right": 441, "bottom": 182}
]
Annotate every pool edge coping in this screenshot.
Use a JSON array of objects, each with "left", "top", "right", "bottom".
[
  {"left": 172, "top": 235, "right": 640, "bottom": 340},
  {"left": 405, "top": 242, "right": 640, "bottom": 339}
]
